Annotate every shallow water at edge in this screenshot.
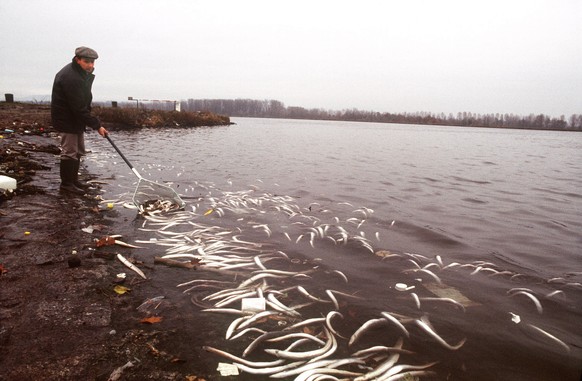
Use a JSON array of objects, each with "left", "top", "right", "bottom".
[{"left": 83, "top": 118, "right": 582, "bottom": 380}]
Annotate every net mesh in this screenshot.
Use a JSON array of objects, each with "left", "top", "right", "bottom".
[{"left": 132, "top": 178, "right": 185, "bottom": 213}]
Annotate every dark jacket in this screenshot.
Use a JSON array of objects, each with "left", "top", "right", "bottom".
[{"left": 51, "top": 58, "right": 100, "bottom": 133}]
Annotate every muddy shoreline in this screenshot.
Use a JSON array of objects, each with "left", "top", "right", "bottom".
[{"left": 0, "top": 103, "right": 209, "bottom": 380}]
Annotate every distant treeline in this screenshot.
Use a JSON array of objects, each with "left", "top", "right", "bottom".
[
  {"left": 103, "top": 98, "right": 581, "bottom": 131},
  {"left": 177, "top": 98, "right": 581, "bottom": 131}
]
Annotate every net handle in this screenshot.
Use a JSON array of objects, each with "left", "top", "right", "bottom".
[
  {"left": 106, "top": 134, "right": 185, "bottom": 210},
  {"left": 105, "top": 134, "right": 143, "bottom": 180}
]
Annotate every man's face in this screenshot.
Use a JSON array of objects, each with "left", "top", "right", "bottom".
[{"left": 75, "top": 57, "right": 95, "bottom": 73}]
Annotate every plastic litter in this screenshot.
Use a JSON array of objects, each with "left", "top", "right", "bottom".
[
  {"left": 424, "top": 282, "right": 478, "bottom": 307},
  {"left": 510, "top": 312, "right": 521, "bottom": 324},
  {"left": 395, "top": 283, "right": 415, "bottom": 291},
  {"left": 241, "top": 297, "right": 266, "bottom": 313},
  {"left": 0, "top": 175, "right": 17, "bottom": 191},
  {"left": 217, "top": 362, "right": 239, "bottom": 376}
]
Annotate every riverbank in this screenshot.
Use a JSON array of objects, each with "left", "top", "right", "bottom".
[{"left": 0, "top": 102, "right": 208, "bottom": 380}]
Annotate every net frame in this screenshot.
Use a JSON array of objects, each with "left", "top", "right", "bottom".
[
  {"left": 105, "top": 134, "right": 185, "bottom": 212},
  {"left": 132, "top": 177, "right": 185, "bottom": 210}
]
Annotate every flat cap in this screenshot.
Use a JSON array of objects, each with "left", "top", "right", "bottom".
[{"left": 75, "top": 46, "right": 99, "bottom": 59}]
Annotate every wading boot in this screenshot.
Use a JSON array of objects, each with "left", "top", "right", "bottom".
[
  {"left": 60, "top": 159, "right": 85, "bottom": 195},
  {"left": 72, "top": 159, "right": 90, "bottom": 190}
]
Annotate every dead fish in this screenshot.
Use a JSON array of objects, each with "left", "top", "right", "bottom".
[
  {"left": 114, "top": 239, "right": 143, "bottom": 249},
  {"left": 139, "top": 199, "right": 182, "bottom": 215},
  {"left": 116, "top": 253, "right": 146, "bottom": 279},
  {"left": 415, "top": 315, "right": 466, "bottom": 350},
  {"left": 349, "top": 318, "right": 388, "bottom": 346},
  {"left": 526, "top": 323, "right": 570, "bottom": 353}
]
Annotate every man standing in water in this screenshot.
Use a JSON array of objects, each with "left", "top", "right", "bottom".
[{"left": 51, "top": 46, "right": 108, "bottom": 194}]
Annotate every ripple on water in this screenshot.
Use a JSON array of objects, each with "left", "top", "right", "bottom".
[{"left": 83, "top": 121, "right": 582, "bottom": 381}]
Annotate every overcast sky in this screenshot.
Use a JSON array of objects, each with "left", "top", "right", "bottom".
[{"left": 1, "top": 0, "right": 580, "bottom": 117}]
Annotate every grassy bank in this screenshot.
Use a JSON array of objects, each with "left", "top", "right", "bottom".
[{"left": 94, "top": 107, "right": 231, "bottom": 128}]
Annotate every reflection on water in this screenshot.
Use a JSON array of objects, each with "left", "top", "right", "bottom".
[{"left": 85, "top": 118, "right": 582, "bottom": 380}]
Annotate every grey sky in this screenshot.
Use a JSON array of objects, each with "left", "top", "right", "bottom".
[{"left": 1, "top": 0, "right": 580, "bottom": 117}]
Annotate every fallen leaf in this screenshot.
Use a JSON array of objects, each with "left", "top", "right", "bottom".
[
  {"left": 302, "top": 326, "right": 315, "bottom": 335},
  {"left": 141, "top": 316, "right": 163, "bottom": 324},
  {"left": 204, "top": 209, "right": 213, "bottom": 216},
  {"left": 375, "top": 250, "right": 393, "bottom": 257},
  {"left": 185, "top": 376, "right": 205, "bottom": 381},
  {"left": 96, "top": 236, "right": 116, "bottom": 247},
  {"left": 0, "top": 264, "right": 6, "bottom": 275},
  {"left": 113, "top": 285, "right": 131, "bottom": 295}
]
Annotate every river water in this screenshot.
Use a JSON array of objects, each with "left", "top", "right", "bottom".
[{"left": 85, "top": 118, "right": 582, "bottom": 380}]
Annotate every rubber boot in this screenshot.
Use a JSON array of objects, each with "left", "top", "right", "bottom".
[
  {"left": 60, "top": 159, "right": 85, "bottom": 195},
  {"left": 72, "top": 159, "right": 89, "bottom": 189}
]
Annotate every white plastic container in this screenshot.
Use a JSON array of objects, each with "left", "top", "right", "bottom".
[
  {"left": 241, "top": 297, "right": 266, "bottom": 313},
  {"left": 0, "top": 175, "right": 17, "bottom": 190}
]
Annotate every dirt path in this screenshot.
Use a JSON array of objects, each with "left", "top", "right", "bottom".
[{"left": 0, "top": 103, "right": 209, "bottom": 381}]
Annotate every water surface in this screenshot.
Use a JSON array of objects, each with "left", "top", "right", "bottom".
[{"left": 86, "top": 118, "right": 582, "bottom": 380}]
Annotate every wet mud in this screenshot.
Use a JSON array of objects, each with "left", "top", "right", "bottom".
[{"left": 0, "top": 103, "right": 211, "bottom": 381}]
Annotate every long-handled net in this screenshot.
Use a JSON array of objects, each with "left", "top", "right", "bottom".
[{"left": 105, "top": 135, "right": 185, "bottom": 213}]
